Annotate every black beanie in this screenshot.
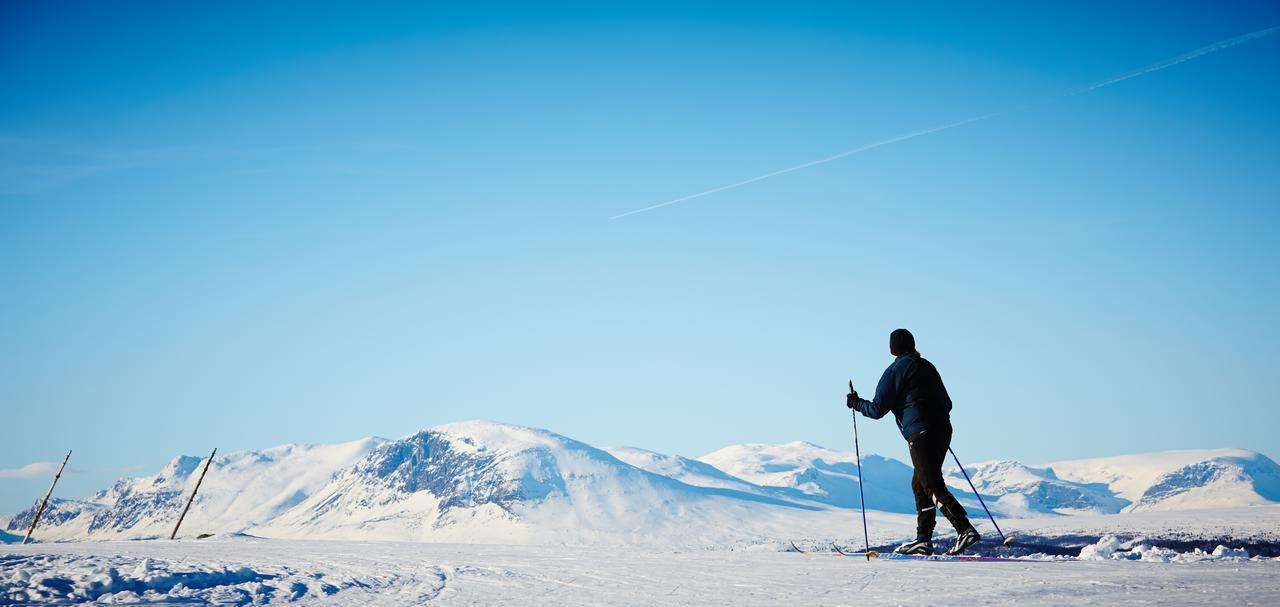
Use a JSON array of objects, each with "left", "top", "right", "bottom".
[{"left": 889, "top": 328, "right": 916, "bottom": 356}]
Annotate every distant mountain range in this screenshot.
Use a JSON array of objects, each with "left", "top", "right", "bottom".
[{"left": 4, "top": 421, "right": 1279, "bottom": 545}]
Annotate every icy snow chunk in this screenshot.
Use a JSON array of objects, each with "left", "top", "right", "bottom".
[
  {"left": 1212, "top": 545, "right": 1249, "bottom": 558},
  {"left": 1078, "top": 535, "right": 1122, "bottom": 560},
  {"left": 129, "top": 558, "right": 155, "bottom": 579},
  {"left": 1126, "top": 544, "right": 1180, "bottom": 562},
  {"left": 1078, "top": 537, "right": 1255, "bottom": 562},
  {"left": 97, "top": 589, "right": 143, "bottom": 603}
]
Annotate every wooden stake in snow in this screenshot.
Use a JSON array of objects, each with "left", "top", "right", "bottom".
[
  {"left": 170, "top": 448, "right": 216, "bottom": 540},
  {"left": 23, "top": 449, "right": 72, "bottom": 544}
]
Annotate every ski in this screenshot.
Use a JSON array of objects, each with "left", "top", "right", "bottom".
[
  {"left": 869, "top": 552, "right": 1026, "bottom": 562},
  {"left": 831, "top": 543, "right": 1030, "bottom": 562}
]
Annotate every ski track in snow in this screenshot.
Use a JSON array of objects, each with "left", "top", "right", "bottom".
[{"left": 3, "top": 538, "right": 1278, "bottom": 606}]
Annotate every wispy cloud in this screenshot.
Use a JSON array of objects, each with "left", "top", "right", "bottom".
[
  {"left": 0, "top": 461, "right": 63, "bottom": 479},
  {"left": 611, "top": 25, "right": 1280, "bottom": 219},
  {"left": 0, "top": 138, "right": 411, "bottom": 196}
]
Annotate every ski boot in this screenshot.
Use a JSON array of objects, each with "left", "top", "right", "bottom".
[
  {"left": 894, "top": 538, "right": 934, "bottom": 555},
  {"left": 946, "top": 528, "right": 981, "bottom": 556}
]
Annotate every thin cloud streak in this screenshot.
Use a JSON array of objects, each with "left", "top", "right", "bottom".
[
  {"left": 612, "top": 25, "right": 1280, "bottom": 219},
  {"left": 0, "top": 138, "right": 413, "bottom": 196},
  {"left": 0, "top": 461, "right": 62, "bottom": 479},
  {"left": 609, "top": 112, "right": 1003, "bottom": 220},
  {"left": 1075, "top": 25, "right": 1280, "bottom": 93}
]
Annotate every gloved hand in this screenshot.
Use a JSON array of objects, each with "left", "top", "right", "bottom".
[{"left": 846, "top": 391, "right": 859, "bottom": 409}]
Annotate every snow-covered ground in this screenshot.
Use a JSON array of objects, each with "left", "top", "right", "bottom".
[
  {"left": 3, "top": 537, "right": 1278, "bottom": 605},
  {"left": 5, "top": 420, "right": 1280, "bottom": 603}
]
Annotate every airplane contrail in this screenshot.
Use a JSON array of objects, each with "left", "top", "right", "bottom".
[
  {"left": 611, "top": 25, "right": 1280, "bottom": 220},
  {"left": 609, "top": 112, "right": 1003, "bottom": 220},
  {"left": 1075, "top": 25, "right": 1280, "bottom": 93}
]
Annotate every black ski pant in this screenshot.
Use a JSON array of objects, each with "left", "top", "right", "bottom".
[{"left": 907, "top": 426, "right": 973, "bottom": 540}]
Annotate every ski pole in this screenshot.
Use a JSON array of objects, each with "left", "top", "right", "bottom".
[
  {"left": 948, "top": 446, "right": 1014, "bottom": 546},
  {"left": 171, "top": 448, "right": 216, "bottom": 540},
  {"left": 849, "top": 380, "right": 871, "bottom": 560},
  {"left": 23, "top": 449, "right": 71, "bottom": 544}
]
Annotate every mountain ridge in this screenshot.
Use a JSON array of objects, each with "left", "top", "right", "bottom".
[{"left": 4, "top": 420, "right": 1277, "bottom": 545}]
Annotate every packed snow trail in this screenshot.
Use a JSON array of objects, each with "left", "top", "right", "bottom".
[{"left": 3, "top": 538, "right": 1278, "bottom": 605}]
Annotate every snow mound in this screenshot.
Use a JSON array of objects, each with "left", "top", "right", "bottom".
[
  {"left": 1077, "top": 536, "right": 1254, "bottom": 562},
  {"left": 1, "top": 554, "right": 272, "bottom": 604},
  {"left": 1078, "top": 535, "right": 1122, "bottom": 560},
  {"left": 0, "top": 549, "right": 449, "bottom": 605}
]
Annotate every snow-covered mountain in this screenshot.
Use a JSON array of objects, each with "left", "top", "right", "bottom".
[
  {"left": 253, "top": 422, "right": 841, "bottom": 546},
  {"left": 603, "top": 446, "right": 769, "bottom": 495},
  {"left": 697, "top": 441, "right": 919, "bottom": 513},
  {"left": 4, "top": 421, "right": 1278, "bottom": 546},
  {"left": 1048, "top": 449, "right": 1280, "bottom": 512},
  {"left": 2, "top": 437, "right": 384, "bottom": 541},
  {"left": 941, "top": 460, "right": 1130, "bottom": 516},
  {"left": 941, "top": 449, "right": 1280, "bottom": 516}
]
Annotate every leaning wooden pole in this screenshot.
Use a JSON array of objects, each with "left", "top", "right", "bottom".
[
  {"left": 170, "top": 448, "right": 216, "bottom": 540},
  {"left": 23, "top": 449, "right": 72, "bottom": 545}
]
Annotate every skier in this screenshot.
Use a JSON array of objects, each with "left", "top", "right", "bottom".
[{"left": 846, "top": 328, "right": 981, "bottom": 556}]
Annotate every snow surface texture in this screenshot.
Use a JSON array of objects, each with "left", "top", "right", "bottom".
[
  {"left": 3, "top": 421, "right": 1279, "bottom": 547},
  {"left": 3, "top": 538, "right": 1278, "bottom": 606}
]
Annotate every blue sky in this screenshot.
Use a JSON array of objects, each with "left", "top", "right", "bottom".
[{"left": 2, "top": 1, "right": 1279, "bottom": 514}]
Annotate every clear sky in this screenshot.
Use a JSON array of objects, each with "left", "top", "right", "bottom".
[{"left": 3, "top": 1, "right": 1279, "bottom": 514}]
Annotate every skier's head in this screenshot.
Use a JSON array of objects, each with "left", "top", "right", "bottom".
[{"left": 889, "top": 328, "right": 917, "bottom": 357}]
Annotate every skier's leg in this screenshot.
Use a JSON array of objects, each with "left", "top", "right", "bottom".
[
  {"left": 907, "top": 432, "right": 937, "bottom": 540},
  {"left": 910, "top": 467, "right": 936, "bottom": 540},
  {"left": 924, "top": 429, "right": 973, "bottom": 533}
]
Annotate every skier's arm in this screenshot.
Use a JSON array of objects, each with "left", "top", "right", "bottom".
[{"left": 852, "top": 366, "right": 899, "bottom": 419}]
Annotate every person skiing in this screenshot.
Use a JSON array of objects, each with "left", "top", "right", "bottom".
[{"left": 846, "top": 328, "right": 981, "bottom": 556}]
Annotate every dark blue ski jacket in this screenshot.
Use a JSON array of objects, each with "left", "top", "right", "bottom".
[{"left": 851, "top": 352, "right": 953, "bottom": 440}]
